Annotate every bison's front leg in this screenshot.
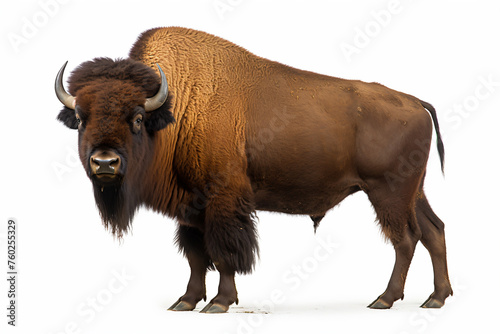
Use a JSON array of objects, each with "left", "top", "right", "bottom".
[
  {"left": 169, "top": 225, "right": 211, "bottom": 311},
  {"left": 200, "top": 263, "right": 238, "bottom": 313},
  {"left": 200, "top": 192, "right": 259, "bottom": 313}
]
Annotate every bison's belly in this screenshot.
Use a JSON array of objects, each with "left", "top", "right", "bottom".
[
  {"left": 251, "top": 176, "right": 361, "bottom": 216},
  {"left": 246, "top": 128, "right": 361, "bottom": 215}
]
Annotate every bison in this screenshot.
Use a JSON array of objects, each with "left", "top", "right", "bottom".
[{"left": 55, "top": 27, "right": 452, "bottom": 313}]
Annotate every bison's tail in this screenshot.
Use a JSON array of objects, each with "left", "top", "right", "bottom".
[{"left": 420, "top": 99, "right": 445, "bottom": 174}]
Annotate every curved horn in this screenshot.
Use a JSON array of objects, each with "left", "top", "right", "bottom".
[
  {"left": 55, "top": 61, "right": 76, "bottom": 110},
  {"left": 144, "top": 64, "right": 169, "bottom": 112}
]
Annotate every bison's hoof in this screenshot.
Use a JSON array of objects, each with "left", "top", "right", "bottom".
[
  {"left": 368, "top": 297, "right": 393, "bottom": 309},
  {"left": 168, "top": 299, "right": 196, "bottom": 311},
  {"left": 200, "top": 302, "right": 228, "bottom": 313},
  {"left": 420, "top": 296, "right": 444, "bottom": 309}
]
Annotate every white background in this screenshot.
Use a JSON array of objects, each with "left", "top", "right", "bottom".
[{"left": 1, "top": 0, "right": 500, "bottom": 333}]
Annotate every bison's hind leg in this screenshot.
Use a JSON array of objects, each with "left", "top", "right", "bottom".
[
  {"left": 416, "top": 192, "right": 453, "bottom": 308},
  {"left": 366, "top": 179, "right": 422, "bottom": 309}
]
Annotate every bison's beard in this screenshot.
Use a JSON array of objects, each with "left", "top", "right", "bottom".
[{"left": 92, "top": 180, "right": 138, "bottom": 238}]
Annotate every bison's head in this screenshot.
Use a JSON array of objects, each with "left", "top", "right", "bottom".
[{"left": 55, "top": 58, "right": 174, "bottom": 237}]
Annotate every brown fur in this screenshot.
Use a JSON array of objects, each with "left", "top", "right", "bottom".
[{"left": 57, "top": 27, "right": 452, "bottom": 311}]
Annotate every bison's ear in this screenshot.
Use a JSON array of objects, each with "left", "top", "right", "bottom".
[
  {"left": 57, "top": 107, "right": 79, "bottom": 129},
  {"left": 145, "top": 95, "right": 175, "bottom": 133}
]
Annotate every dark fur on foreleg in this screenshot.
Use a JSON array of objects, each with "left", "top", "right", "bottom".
[
  {"left": 175, "top": 224, "right": 214, "bottom": 270},
  {"left": 204, "top": 196, "right": 259, "bottom": 274}
]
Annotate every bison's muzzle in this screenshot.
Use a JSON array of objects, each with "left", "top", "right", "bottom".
[{"left": 90, "top": 150, "right": 122, "bottom": 182}]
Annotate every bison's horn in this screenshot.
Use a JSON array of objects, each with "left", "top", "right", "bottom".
[
  {"left": 55, "top": 61, "right": 76, "bottom": 110},
  {"left": 144, "top": 64, "right": 169, "bottom": 112}
]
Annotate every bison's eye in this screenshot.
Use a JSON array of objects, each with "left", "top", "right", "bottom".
[
  {"left": 132, "top": 113, "right": 143, "bottom": 134},
  {"left": 75, "top": 113, "right": 83, "bottom": 129}
]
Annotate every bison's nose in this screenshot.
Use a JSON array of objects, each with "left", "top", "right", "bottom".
[{"left": 90, "top": 152, "right": 121, "bottom": 175}]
